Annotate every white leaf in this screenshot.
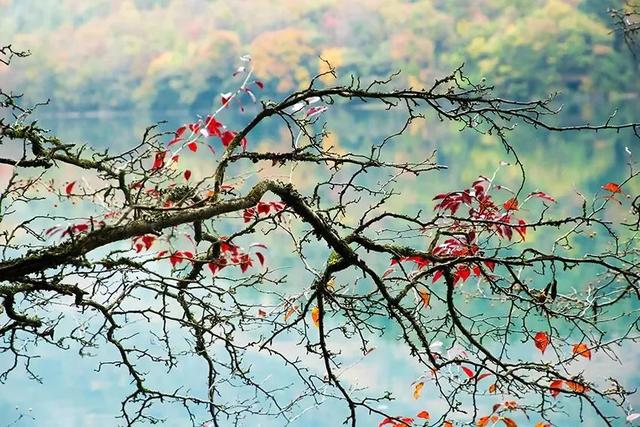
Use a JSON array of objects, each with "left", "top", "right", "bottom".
[
  {"left": 627, "top": 413, "right": 640, "bottom": 422},
  {"left": 291, "top": 102, "right": 305, "bottom": 113}
]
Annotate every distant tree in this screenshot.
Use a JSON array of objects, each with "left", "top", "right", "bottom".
[
  {"left": 1, "top": 45, "right": 639, "bottom": 427},
  {"left": 610, "top": 1, "right": 640, "bottom": 59}
]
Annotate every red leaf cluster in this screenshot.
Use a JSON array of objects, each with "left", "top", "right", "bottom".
[
  {"left": 243, "top": 201, "right": 286, "bottom": 223},
  {"left": 133, "top": 234, "right": 157, "bottom": 253},
  {"left": 45, "top": 218, "right": 106, "bottom": 239},
  {"left": 166, "top": 115, "right": 247, "bottom": 154},
  {"left": 206, "top": 238, "right": 266, "bottom": 275}
]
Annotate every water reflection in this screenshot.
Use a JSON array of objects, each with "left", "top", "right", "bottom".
[{"left": 0, "top": 104, "right": 639, "bottom": 426}]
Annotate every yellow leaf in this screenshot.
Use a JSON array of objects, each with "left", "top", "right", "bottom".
[
  {"left": 412, "top": 381, "right": 425, "bottom": 400},
  {"left": 326, "top": 277, "right": 336, "bottom": 292},
  {"left": 488, "top": 383, "right": 497, "bottom": 393},
  {"left": 311, "top": 306, "right": 320, "bottom": 328}
]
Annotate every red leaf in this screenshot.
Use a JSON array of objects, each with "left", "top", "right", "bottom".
[
  {"left": 204, "top": 115, "right": 223, "bottom": 138},
  {"left": 188, "top": 122, "right": 201, "bottom": 134},
  {"left": 416, "top": 411, "right": 430, "bottom": 420},
  {"left": 454, "top": 265, "right": 471, "bottom": 284},
  {"left": 503, "top": 198, "right": 518, "bottom": 211},
  {"left": 221, "top": 130, "right": 235, "bottom": 147},
  {"left": 549, "top": 379, "right": 564, "bottom": 398},
  {"left": 382, "top": 267, "right": 396, "bottom": 278},
  {"left": 515, "top": 219, "right": 527, "bottom": 240},
  {"left": 152, "top": 151, "right": 166, "bottom": 170},
  {"left": 484, "top": 261, "right": 496, "bottom": 272},
  {"left": 207, "top": 261, "right": 219, "bottom": 275},
  {"left": 243, "top": 207, "right": 255, "bottom": 223},
  {"left": 184, "top": 170, "right": 192, "bottom": 181},
  {"left": 602, "top": 182, "right": 622, "bottom": 193},
  {"left": 220, "top": 130, "right": 248, "bottom": 149},
  {"left": 141, "top": 234, "right": 156, "bottom": 250},
  {"left": 187, "top": 141, "right": 198, "bottom": 152},
  {"left": 257, "top": 202, "right": 270, "bottom": 215},
  {"left": 528, "top": 191, "right": 556, "bottom": 203},
  {"left": 432, "top": 270, "right": 443, "bottom": 283},
  {"left": 306, "top": 106, "right": 328, "bottom": 118},
  {"left": 255, "top": 252, "right": 265, "bottom": 266},
  {"left": 168, "top": 125, "right": 187, "bottom": 146},
  {"left": 254, "top": 80, "right": 264, "bottom": 89},
  {"left": 65, "top": 181, "right": 76, "bottom": 195},
  {"left": 472, "top": 264, "right": 482, "bottom": 277},
  {"left": 270, "top": 201, "right": 285, "bottom": 211},
  {"left": 169, "top": 253, "right": 182, "bottom": 267},
  {"left": 534, "top": 331, "right": 550, "bottom": 354},
  {"left": 220, "top": 92, "right": 232, "bottom": 106},
  {"left": 462, "top": 366, "right": 474, "bottom": 378}
]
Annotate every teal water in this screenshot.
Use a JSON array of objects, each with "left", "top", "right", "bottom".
[{"left": 0, "top": 100, "right": 639, "bottom": 427}]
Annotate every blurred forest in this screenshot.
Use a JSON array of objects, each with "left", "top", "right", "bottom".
[{"left": 0, "top": 0, "right": 637, "bottom": 112}]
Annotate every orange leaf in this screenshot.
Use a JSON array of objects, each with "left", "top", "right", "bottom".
[
  {"left": 488, "top": 383, "right": 497, "bottom": 393},
  {"left": 504, "top": 400, "right": 517, "bottom": 410},
  {"left": 418, "top": 289, "right": 431, "bottom": 308},
  {"left": 416, "top": 410, "right": 430, "bottom": 420},
  {"left": 533, "top": 331, "right": 549, "bottom": 354},
  {"left": 502, "top": 417, "right": 517, "bottom": 427},
  {"left": 311, "top": 306, "right": 320, "bottom": 328},
  {"left": 602, "top": 182, "right": 622, "bottom": 193},
  {"left": 572, "top": 343, "right": 591, "bottom": 360},
  {"left": 566, "top": 380, "right": 589, "bottom": 394},
  {"left": 534, "top": 422, "right": 551, "bottom": 427},
  {"left": 503, "top": 198, "right": 518, "bottom": 211},
  {"left": 284, "top": 305, "right": 297, "bottom": 322},
  {"left": 549, "top": 379, "right": 564, "bottom": 398},
  {"left": 412, "top": 381, "right": 425, "bottom": 400},
  {"left": 444, "top": 421, "right": 453, "bottom": 427},
  {"left": 477, "top": 416, "right": 491, "bottom": 427}
]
